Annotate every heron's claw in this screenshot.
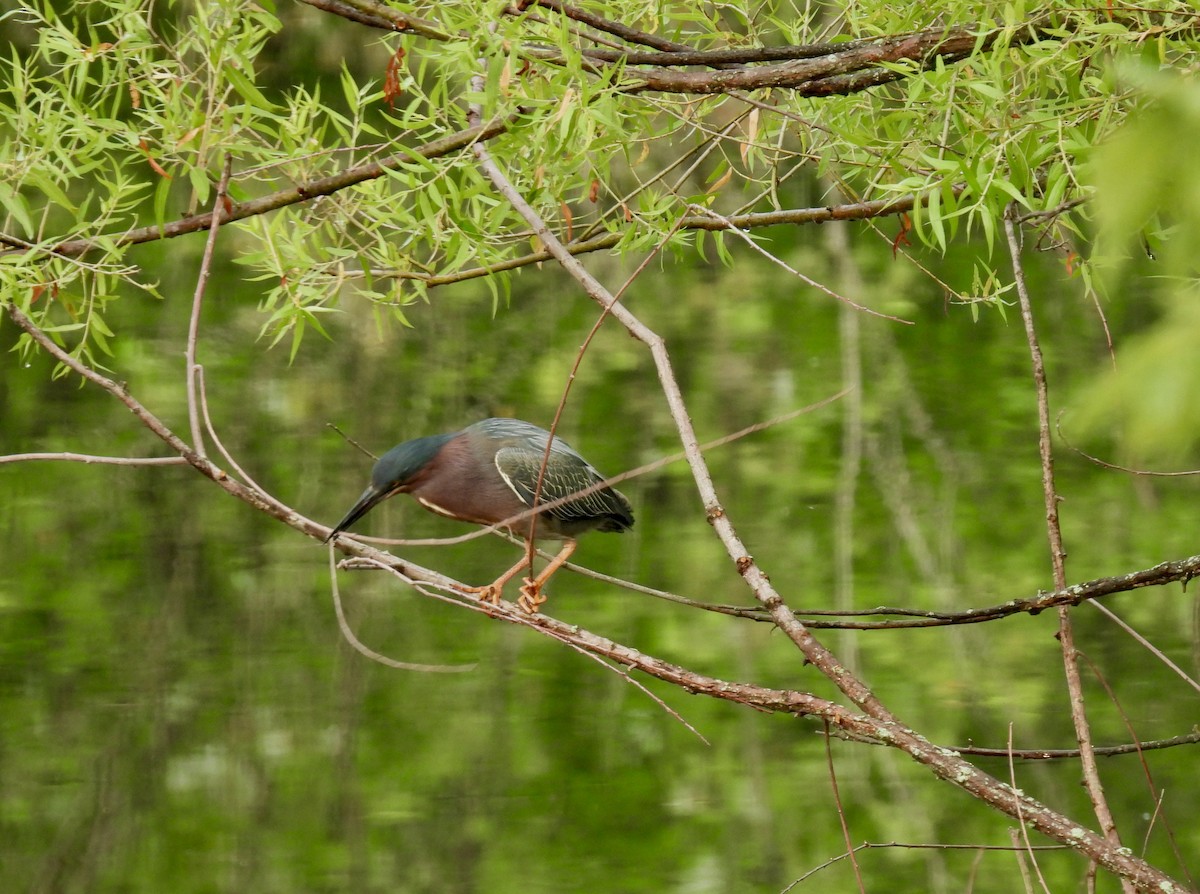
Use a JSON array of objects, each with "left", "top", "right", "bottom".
[{"left": 517, "top": 579, "right": 547, "bottom": 614}]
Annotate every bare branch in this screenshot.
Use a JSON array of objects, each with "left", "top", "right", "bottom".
[
  {"left": 1006, "top": 206, "right": 1131, "bottom": 889},
  {"left": 185, "top": 157, "right": 232, "bottom": 456},
  {"left": 0, "top": 452, "right": 188, "bottom": 466},
  {"left": 1090, "top": 602, "right": 1200, "bottom": 696},
  {"left": 951, "top": 732, "right": 1200, "bottom": 760},
  {"left": 327, "top": 547, "right": 476, "bottom": 673},
  {"left": 686, "top": 203, "right": 913, "bottom": 323},
  {"left": 824, "top": 720, "right": 867, "bottom": 893},
  {"left": 519, "top": 0, "right": 698, "bottom": 54},
  {"left": 297, "top": 0, "right": 451, "bottom": 40},
  {"left": 1057, "top": 417, "right": 1200, "bottom": 477}
]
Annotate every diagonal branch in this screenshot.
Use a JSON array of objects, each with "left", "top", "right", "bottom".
[
  {"left": 343, "top": 527, "right": 1189, "bottom": 893},
  {"left": 33, "top": 117, "right": 512, "bottom": 260},
  {"left": 468, "top": 105, "right": 896, "bottom": 718}
]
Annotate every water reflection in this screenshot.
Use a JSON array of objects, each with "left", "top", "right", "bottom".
[{"left": 2, "top": 245, "right": 1197, "bottom": 893}]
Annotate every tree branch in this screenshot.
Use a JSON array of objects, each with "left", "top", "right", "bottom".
[
  {"left": 0, "top": 453, "right": 188, "bottom": 466},
  {"left": 297, "top": 0, "right": 451, "bottom": 40},
  {"left": 35, "top": 117, "right": 512, "bottom": 260},
  {"left": 1006, "top": 206, "right": 1131, "bottom": 890}
]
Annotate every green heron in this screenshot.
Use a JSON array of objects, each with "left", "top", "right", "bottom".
[{"left": 327, "top": 417, "right": 634, "bottom": 613}]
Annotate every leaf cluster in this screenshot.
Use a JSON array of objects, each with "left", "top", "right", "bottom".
[{"left": 1, "top": 0, "right": 1198, "bottom": 358}]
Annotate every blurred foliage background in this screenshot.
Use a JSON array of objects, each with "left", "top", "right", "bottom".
[{"left": 2, "top": 0, "right": 1199, "bottom": 891}]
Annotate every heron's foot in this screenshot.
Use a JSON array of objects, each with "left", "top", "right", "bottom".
[
  {"left": 517, "top": 579, "right": 547, "bottom": 614},
  {"left": 462, "top": 582, "right": 503, "bottom": 606}
]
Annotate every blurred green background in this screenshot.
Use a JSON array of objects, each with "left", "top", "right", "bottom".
[
  {"left": 3, "top": 0, "right": 1200, "bottom": 890},
  {"left": 2, "top": 224, "right": 1198, "bottom": 892}
]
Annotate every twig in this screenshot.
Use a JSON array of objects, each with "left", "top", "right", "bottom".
[
  {"left": 363, "top": 194, "right": 939, "bottom": 287},
  {"left": 1089, "top": 601, "right": 1200, "bottom": 695},
  {"left": 824, "top": 721, "right": 866, "bottom": 893},
  {"left": 1005, "top": 206, "right": 1131, "bottom": 892},
  {"left": 297, "top": 0, "right": 451, "bottom": 40},
  {"left": 186, "top": 156, "right": 233, "bottom": 457},
  {"left": 949, "top": 731, "right": 1200, "bottom": 760},
  {"left": 1057, "top": 417, "right": 1200, "bottom": 477},
  {"left": 1075, "top": 651, "right": 1197, "bottom": 891},
  {"left": 349, "top": 556, "right": 700, "bottom": 744},
  {"left": 327, "top": 546, "right": 476, "bottom": 672},
  {"left": 196, "top": 366, "right": 271, "bottom": 497},
  {"left": 686, "top": 204, "right": 913, "bottom": 323},
  {"left": 1008, "top": 724, "right": 1054, "bottom": 894},
  {"left": 532, "top": 622, "right": 712, "bottom": 745},
  {"left": 325, "top": 423, "right": 379, "bottom": 460},
  {"left": 521, "top": 0, "right": 697, "bottom": 54},
  {"left": 0, "top": 452, "right": 187, "bottom": 466}
]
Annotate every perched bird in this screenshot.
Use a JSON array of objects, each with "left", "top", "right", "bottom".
[{"left": 327, "top": 418, "right": 634, "bottom": 613}]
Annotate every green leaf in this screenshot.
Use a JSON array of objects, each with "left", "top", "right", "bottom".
[{"left": 0, "top": 182, "right": 34, "bottom": 236}]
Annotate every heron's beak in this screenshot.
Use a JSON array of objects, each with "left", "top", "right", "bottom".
[{"left": 325, "top": 483, "right": 392, "bottom": 543}]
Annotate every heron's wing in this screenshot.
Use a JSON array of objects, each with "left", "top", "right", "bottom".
[{"left": 494, "top": 444, "right": 632, "bottom": 526}]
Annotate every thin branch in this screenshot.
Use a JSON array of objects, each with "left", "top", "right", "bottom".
[
  {"left": 0, "top": 452, "right": 188, "bottom": 466},
  {"left": 359, "top": 553, "right": 710, "bottom": 741},
  {"left": 1005, "top": 206, "right": 1131, "bottom": 892},
  {"left": 1075, "top": 651, "right": 1198, "bottom": 891},
  {"left": 687, "top": 204, "right": 913, "bottom": 323},
  {"left": 1008, "top": 725, "right": 1055, "bottom": 894},
  {"left": 340, "top": 546, "right": 1200, "bottom": 637},
  {"left": 519, "top": 0, "right": 698, "bottom": 53},
  {"left": 185, "top": 156, "right": 232, "bottom": 456},
  {"left": 32, "top": 118, "right": 513, "bottom": 260},
  {"left": 196, "top": 366, "right": 272, "bottom": 497},
  {"left": 950, "top": 732, "right": 1200, "bottom": 760},
  {"left": 297, "top": 0, "right": 451, "bottom": 40},
  {"left": 361, "top": 193, "right": 944, "bottom": 288},
  {"left": 327, "top": 546, "right": 476, "bottom": 672},
  {"left": 529, "top": 621, "right": 712, "bottom": 745},
  {"left": 824, "top": 721, "right": 867, "bottom": 893},
  {"left": 1089, "top": 601, "right": 1200, "bottom": 696},
  {"left": 783, "top": 842, "right": 1074, "bottom": 891},
  {"left": 1057, "top": 418, "right": 1200, "bottom": 477}
]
